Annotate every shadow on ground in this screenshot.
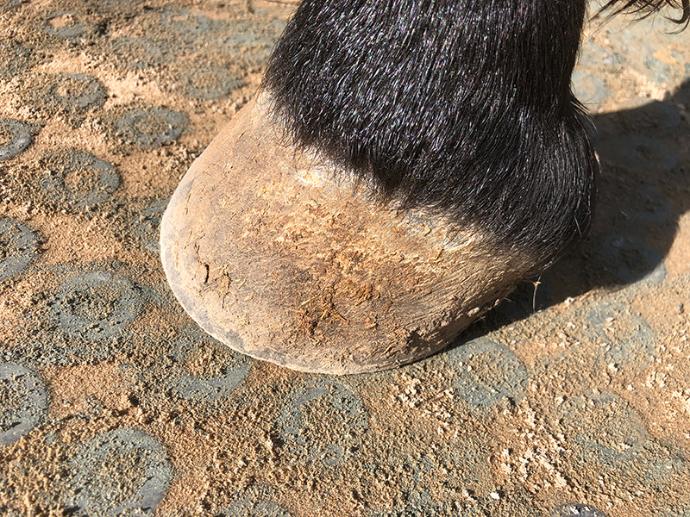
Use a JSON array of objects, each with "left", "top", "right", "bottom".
[{"left": 471, "top": 79, "right": 690, "bottom": 333}]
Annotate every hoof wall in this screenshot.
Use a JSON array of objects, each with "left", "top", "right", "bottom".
[{"left": 160, "top": 95, "right": 526, "bottom": 374}]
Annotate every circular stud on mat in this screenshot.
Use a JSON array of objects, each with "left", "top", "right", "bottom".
[
  {"left": 168, "top": 326, "right": 251, "bottom": 402},
  {"left": 179, "top": 63, "right": 246, "bottom": 101},
  {"left": 114, "top": 106, "right": 188, "bottom": 149},
  {"left": 65, "top": 428, "right": 173, "bottom": 515},
  {"left": 0, "top": 363, "right": 48, "bottom": 445},
  {"left": 42, "top": 73, "right": 107, "bottom": 126},
  {"left": 586, "top": 301, "right": 656, "bottom": 372},
  {"left": 109, "top": 36, "right": 167, "bottom": 71},
  {"left": 160, "top": 95, "right": 529, "bottom": 374},
  {"left": 43, "top": 11, "right": 88, "bottom": 40},
  {"left": 0, "top": 217, "right": 41, "bottom": 283},
  {"left": 0, "top": 119, "right": 36, "bottom": 161},
  {"left": 449, "top": 337, "right": 529, "bottom": 410},
  {"left": 274, "top": 379, "right": 368, "bottom": 467},
  {"left": 51, "top": 270, "right": 144, "bottom": 342},
  {"left": 39, "top": 149, "right": 120, "bottom": 212}
]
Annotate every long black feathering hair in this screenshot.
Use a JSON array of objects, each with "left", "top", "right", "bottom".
[
  {"left": 599, "top": 0, "right": 690, "bottom": 25},
  {"left": 263, "top": 0, "right": 682, "bottom": 272}
]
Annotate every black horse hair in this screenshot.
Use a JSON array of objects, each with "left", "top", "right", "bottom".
[
  {"left": 263, "top": 1, "right": 683, "bottom": 271},
  {"left": 598, "top": 0, "right": 689, "bottom": 25}
]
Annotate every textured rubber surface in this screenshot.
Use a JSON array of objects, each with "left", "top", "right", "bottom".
[{"left": 0, "top": 2, "right": 689, "bottom": 515}]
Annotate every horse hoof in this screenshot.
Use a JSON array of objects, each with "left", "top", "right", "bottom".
[{"left": 160, "top": 94, "right": 530, "bottom": 375}]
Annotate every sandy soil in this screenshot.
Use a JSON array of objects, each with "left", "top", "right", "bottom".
[{"left": 0, "top": 1, "right": 689, "bottom": 515}]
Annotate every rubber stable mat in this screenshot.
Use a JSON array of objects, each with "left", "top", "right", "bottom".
[{"left": 1, "top": 2, "right": 689, "bottom": 515}]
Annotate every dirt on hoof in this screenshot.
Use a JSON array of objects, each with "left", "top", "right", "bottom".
[{"left": 160, "top": 94, "right": 531, "bottom": 374}]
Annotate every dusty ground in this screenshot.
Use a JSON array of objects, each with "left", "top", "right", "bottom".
[{"left": 0, "top": 1, "right": 689, "bottom": 515}]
